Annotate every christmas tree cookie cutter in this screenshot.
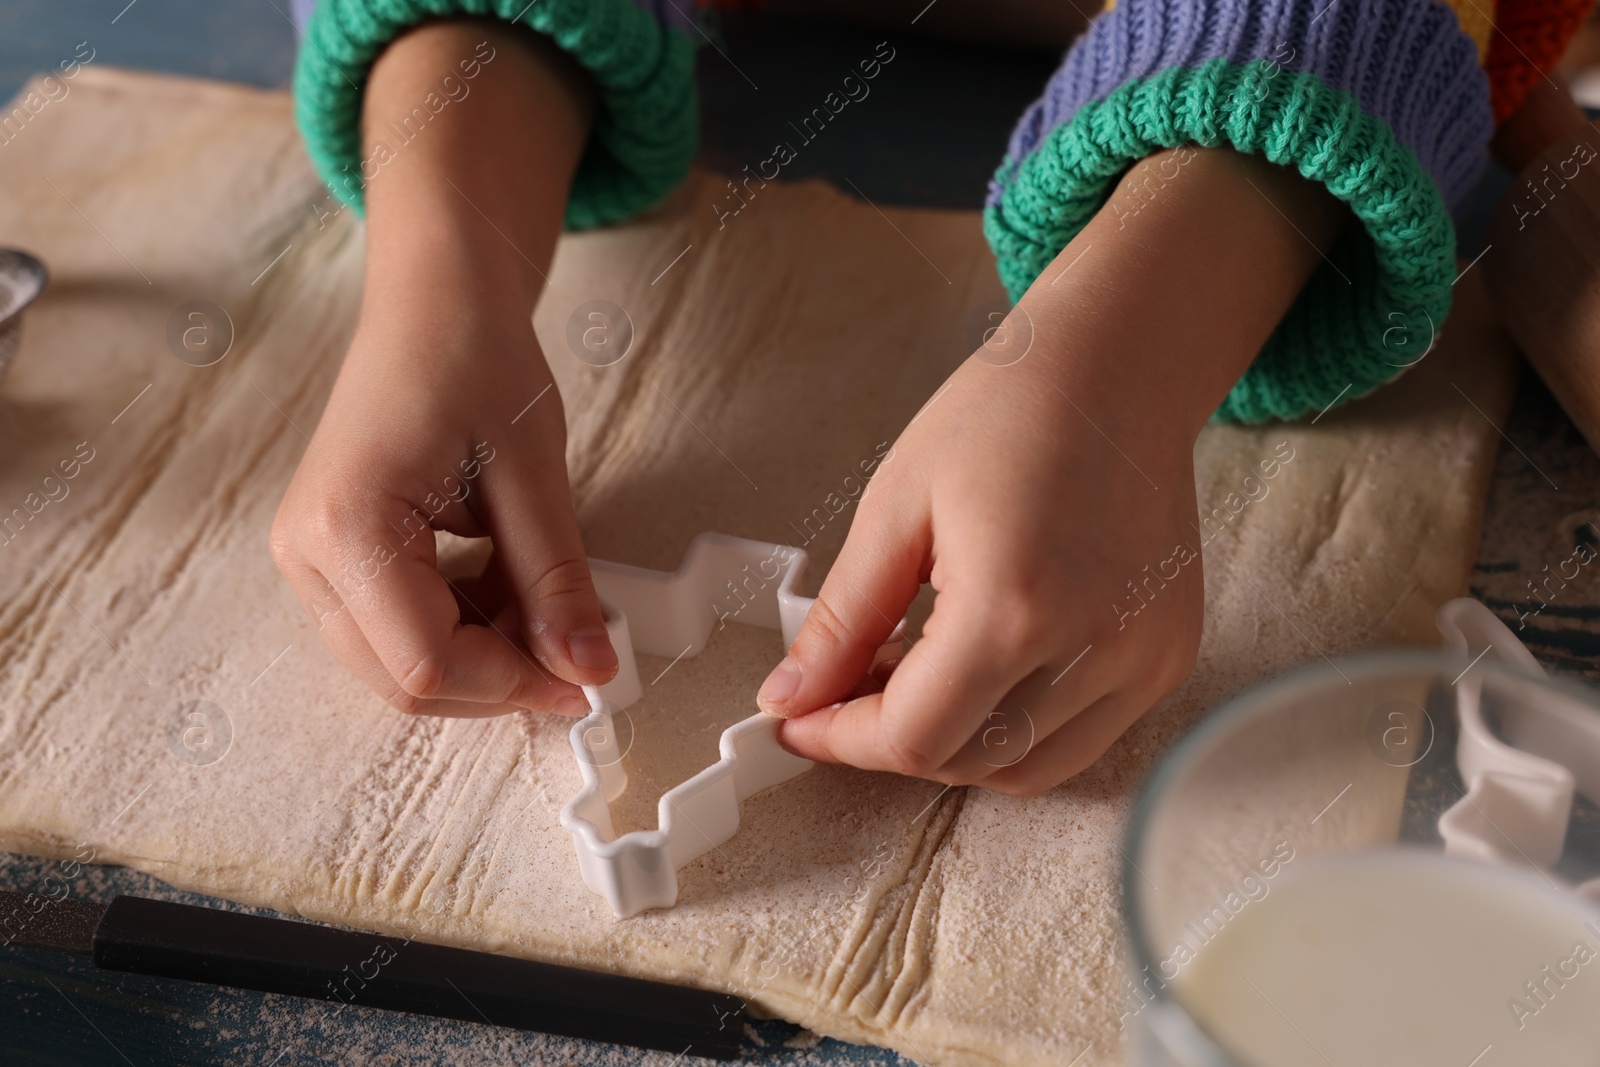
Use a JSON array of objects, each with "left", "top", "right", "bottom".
[
  {"left": 1434, "top": 598, "right": 1600, "bottom": 902},
  {"left": 559, "top": 533, "right": 904, "bottom": 918}
]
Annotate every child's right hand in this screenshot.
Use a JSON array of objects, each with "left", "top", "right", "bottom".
[
  {"left": 270, "top": 295, "right": 613, "bottom": 719},
  {"left": 270, "top": 17, "right": 609, "bottom": 718}
]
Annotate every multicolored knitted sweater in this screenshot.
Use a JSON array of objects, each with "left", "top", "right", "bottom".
[
  {"left": 293, "top": 0, "right": 702, "bottom": 230},
  {"left": 292, "top": 0, "right": 1594, "bottom": 423},
  {"left": 984, "top": 0, "right": 1594, "bottom": 421}
]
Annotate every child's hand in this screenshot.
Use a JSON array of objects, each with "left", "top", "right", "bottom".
[
  {"left": 763, "top": 341, "right": 1207, "bottom": 795},
  {"left": 271, "top": 300, "right": 611, "bottom": 719},
  {"left": 763, "top": 148, "right": 1344, "bottom": 794},
  {"left": 270, "top": 18, "right": 607, "bottom": 717}
]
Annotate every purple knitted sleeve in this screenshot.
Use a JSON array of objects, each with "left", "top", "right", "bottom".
[
  {"left": 984, "top": 0, "right": 1494, "bottom": 423},
  {"left": 989, "top": 0, "right": 1490, "bottom": 212}
]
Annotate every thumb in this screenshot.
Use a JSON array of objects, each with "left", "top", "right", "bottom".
[
  {"left": 758, "top": 504, "right": 924, "bottom": 717},
  {"left": 480, "top": 445, "right": 617, "bottom": 688}
]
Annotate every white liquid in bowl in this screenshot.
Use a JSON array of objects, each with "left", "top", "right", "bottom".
[{"left": 1179, "top": 850, "right": 1600, "bottom": 1066}]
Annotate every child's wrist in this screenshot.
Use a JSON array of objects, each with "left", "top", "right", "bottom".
[
  {"left": 1493, "top": 80, "right": 1591, "bottom": 174},
  {"left": 363, "top": 200, "right": 551, "bottom": 314},
  {"left": 357, "top": 17, "right": 595, "bottom": 311},
  {"left": 1014, "top": 147, "right": 1340, "bottom": 442}
]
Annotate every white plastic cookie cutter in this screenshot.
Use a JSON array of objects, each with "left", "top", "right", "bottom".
[
  {"left": 559, "top": 533, "right": 904, "bottom": 918},
  {"left": 1434, "top": 597, "right": 1600, "bottom": 901}
]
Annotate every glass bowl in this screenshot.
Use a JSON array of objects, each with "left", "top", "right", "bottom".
[
  {"left": 1123, "top": 652, "right": 1600, "bottom": 1067},
  {"left": 0, "top": 248, "right": 48, "bottom": 378}
]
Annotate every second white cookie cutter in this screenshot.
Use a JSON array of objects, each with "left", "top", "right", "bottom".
[
  {"left": 1435, "top": 597, "right": 1600, "bottom": 900},
  {"left": 559, "top": 533, "right": 902, "bottom": 918}
]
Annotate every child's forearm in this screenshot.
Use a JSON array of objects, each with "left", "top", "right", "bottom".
[
  {"left": 1483, "top": 81, "right": 1600, "bottom": 455},
  {"left": 1492, "top": 78, "right": 1590, "bottom": 173},
  {"left": 1012, "top": 147, "right": 1343, "bottom": 452},
  {"left": 359, "top": 19, "right": 596, "bottom": 318}
]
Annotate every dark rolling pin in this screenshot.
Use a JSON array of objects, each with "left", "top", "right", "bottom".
[{"left": 1, "top": 890, "right": 744, "bottom": 1059}]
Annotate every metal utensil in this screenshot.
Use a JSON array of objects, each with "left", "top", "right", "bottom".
[{"left": 0, "top": 248, "right": 48, "bottom": 378}]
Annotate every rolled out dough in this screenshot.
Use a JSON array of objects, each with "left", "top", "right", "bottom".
[{"left": 0, "top": 69, "right": 1517, "bottom": 1066}]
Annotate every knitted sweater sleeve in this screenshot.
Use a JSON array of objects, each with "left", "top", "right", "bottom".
[
  {"left": 1489, "top": 0, "right": 1597, "bottom": 122},
  {"left": 983, "top": 0, "right": 1495, "bottom": 424},
  {"left": 292, "top": 0, "right": 698, "bottom": 230}
]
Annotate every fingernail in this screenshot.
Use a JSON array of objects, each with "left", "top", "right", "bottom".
[
  {"left": 567, "top": 625, "right": 617, "bottom": 672},
  {"left": 757, "top": 656, "right": 802, "bottom": 712},
  {"left": 553, "top": 694, "right": 590, "bottom": 718}
]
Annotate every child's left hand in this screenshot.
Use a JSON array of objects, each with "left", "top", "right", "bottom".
[
  {"left": 759, "top": 146, "right": 1345, "bottom": 794},
  {"left": 761, "top": 335, "right": 1207, "bottom": 796}
]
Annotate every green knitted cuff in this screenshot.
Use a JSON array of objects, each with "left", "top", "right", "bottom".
[
  {"left": 293, "top": 0, "right": 697, "bottom": 230},
  {"left": 983, "top": 58, "right": 1456, "bottom": 424}
]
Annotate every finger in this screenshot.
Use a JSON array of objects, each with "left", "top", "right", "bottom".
[
  {"left": 933, "top": 644, "right": 1109, "bottom": 782},
  {"left": 477, "top": 428, "right": 617, "bottom": 688},
  {"left": 943, "top": 700, "right": 1048, "bottom": 779},
  {"left": 777, "top": 689, "right": 970, "bottom": 783},
  {"left": 972, "top": 689, "right": 1141, "bottom": 796},
  {"left": 277, "top": 551, "right": 586, "bottom": 717},
  {"left": 882, "top": 583, "right": 1051, "bottom": 771},
  {"left": 970, "top": 632, "right": 1194, "bottom": 795},
  {"left": 777, "top": 595, "right": 1036, "bottom": 777},
  {"left": 757, "top": 490, "right": 927, "bottom": 717},
  {"left": 303, "top": 493, "right": 584, "bottom": 712}
]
